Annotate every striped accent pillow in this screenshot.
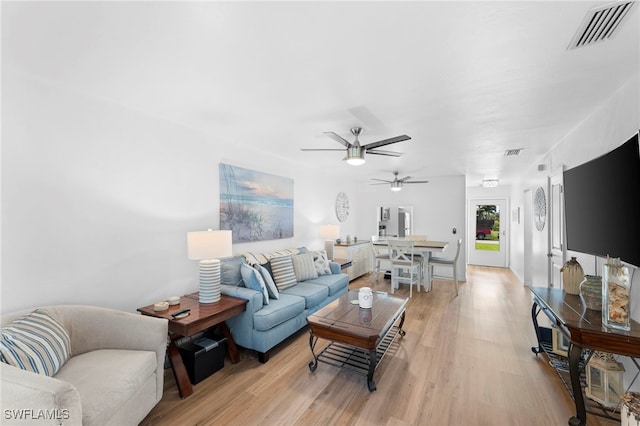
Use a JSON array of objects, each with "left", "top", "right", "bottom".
[
  {"left": 0, "top": 309, "right": 71, "bottom": 376},
  {"left": 270, "top": 255, "right": 297, "bottom": 291},
  {"left": 243, "top": 248, "right": 300, "bottom": 266},
  {"left": 292, "top": 252, "right": 319, "bottom": 281}
]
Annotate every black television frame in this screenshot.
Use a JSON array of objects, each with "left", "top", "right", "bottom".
[{"left": 563, "top": 132, "right": 640, "bottom": 267}]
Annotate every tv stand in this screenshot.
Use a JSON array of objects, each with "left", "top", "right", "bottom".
[{"left": 528, "top": 286, "right": 640, "bottom": 426}]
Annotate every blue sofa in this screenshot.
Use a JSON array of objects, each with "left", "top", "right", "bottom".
[{"left": 219, "top": 248, "right": 349, "bottom": 363}]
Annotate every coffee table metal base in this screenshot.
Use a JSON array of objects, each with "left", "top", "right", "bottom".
[{"left": 308, "top": 313, "right": 405, "bottom": 392}]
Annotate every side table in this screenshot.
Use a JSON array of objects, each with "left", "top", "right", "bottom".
[{"left": 137, "top": 293, "right": 247, "bottom": 399}]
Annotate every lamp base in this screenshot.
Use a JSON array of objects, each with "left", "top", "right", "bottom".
[
  {"left": 324, "top": 240, "right": 335, "bottom": 261},
  {"left": 198, "top": 259, "right": 221, "bottom": 303}
]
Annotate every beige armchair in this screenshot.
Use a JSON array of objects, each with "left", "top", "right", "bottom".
[{"left": 1, "top": 305, "right": 168, "bottom": 426}]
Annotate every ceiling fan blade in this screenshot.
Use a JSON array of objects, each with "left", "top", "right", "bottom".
[
  {"left": 367, "top": 150, "right": 403, "bottom": 157},
  {"left": 397, "top": 176, "right": 413, "bottom": 182},
  {"left": 301, "top": 148, "right": 346, "bottom": 151},
  {"left": 370, "top": 182, "right": 389, "bottom": 185},
  {"left": 405, "top": 180, "right": 430, "bottom": 184},
  {"left": 367, "top": 149, "right": 404, "bottom": 155},
  {"left": 370, "top": 178, "right": 393, "bottom": 183},
  {"left": 362, "top": 135, "right": 411, "bottom": 150},
  {"left": 323, "top": 131, "right": 351, "bottom": 148}
]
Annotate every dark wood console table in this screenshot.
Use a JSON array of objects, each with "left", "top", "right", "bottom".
[{"left": 529, "top": 286, "right": 640, "bottom": 426}]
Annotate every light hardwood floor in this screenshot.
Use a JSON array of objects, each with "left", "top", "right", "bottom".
[{"left": 140, "top": 266, "right": 618, "bottom": 426}]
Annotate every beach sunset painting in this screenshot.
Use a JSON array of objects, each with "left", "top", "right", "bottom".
[{"left": 219, "top": 163, "right": 294, "bottom": 243}]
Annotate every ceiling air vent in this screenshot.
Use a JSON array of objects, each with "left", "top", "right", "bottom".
[
  {"left": 504, "top": 148, "right": 523, "bottom": 157},
  {"left": 568, "top": 1, "right": 636, "bottom": 49}
]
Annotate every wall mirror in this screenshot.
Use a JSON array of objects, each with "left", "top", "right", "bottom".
[{"left": 376, "top": 205, "right": 413, "bottom": 238}]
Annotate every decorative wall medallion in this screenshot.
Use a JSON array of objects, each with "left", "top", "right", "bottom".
[
  {"left": 534, "top": 186, "right": 547, "bottom": 231},
  {"left": 335, "top": 192, "right": 349, "bottom": 222}
]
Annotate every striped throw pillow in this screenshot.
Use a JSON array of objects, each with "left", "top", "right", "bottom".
[
  {"left": 0, "top": 309, "right": 71, "bottom": 376},
  {"left": 292, "top": 252, "right": 318, "bottom": 281},
  {"left": 270, "top": 255, "right": 297, "bottom": 291}
]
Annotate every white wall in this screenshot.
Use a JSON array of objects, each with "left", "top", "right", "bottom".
[
  {"left": 1, "top": 71, "right": 357, "bottom": 313},
  {"left": 509, "top": 76, "right": 639, "bottom": 313}
]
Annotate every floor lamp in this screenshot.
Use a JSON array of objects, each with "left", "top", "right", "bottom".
[
  {"left": 319, "top": 225, "right": 340, "bottom": 261},
  {"left": 187, "top": 230, "right": 232, "bottom": 303}
]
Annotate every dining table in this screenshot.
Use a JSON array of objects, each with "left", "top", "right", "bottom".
[{"left": 372, "top": 239, "right": 449, "bottom": 292}]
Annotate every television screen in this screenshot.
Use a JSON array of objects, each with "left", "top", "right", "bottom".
[{"left": 563, "top": 133, "right": 640, "bottom": 267}]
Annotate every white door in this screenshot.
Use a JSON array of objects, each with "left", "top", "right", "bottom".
[
  {"left": 468, "top": 198, "right": 508, "bottom": 267},
  {"left": 549, "top": 172, "right": 566, "bottom": 288}
]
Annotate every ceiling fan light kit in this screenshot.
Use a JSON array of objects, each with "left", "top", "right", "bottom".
[
  {"left": 390, "top": 181, "right": 403, "bottom": 191},
  {"left": 346, "top": 146, "right": 365, "bottom": 166}
]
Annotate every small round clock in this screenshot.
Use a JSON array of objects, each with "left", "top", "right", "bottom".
[
  {"left": 534, "top": 186, "right": 547, "bottom": 231},
  {"left": 335, "top": 192, "right": 350, "bottom": 222}
]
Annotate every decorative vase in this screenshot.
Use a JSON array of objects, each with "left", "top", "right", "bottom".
[
  {"left": 561, "top": 257, "right": 584, "bottom": 295},
  {"left": 579, "top": 275, "right": 602, "bottom": 311},
  {"left": 602, "top": 257, "right": 634, "bottom": 331}
]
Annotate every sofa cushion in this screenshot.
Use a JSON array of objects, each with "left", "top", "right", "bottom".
[
  {"left": 306, "top": 273, "right": 349, "bottom": 297},
  {"left": 291, "top": 252, "right": 318, "bottom": 281},
  {"left": 270, "top": 255, "right": 297, "bottom": 291},
  {"left": 241, "top": 264, "right": 269, "bottom": 304},
  {"left": 255, "top": 264, "right": 279, "bottom": 300},
  {"left": 253, "top": 294, "right": 305, "bottom": 331},
  {"left": 0, "top": 309, "right": 71, "bottom": 377},
  {"left": 311, "top": 250, "right": 332, "bottom": 275},
  {"left": 55, "top": 348, "right": 157, "bottom": 426},
  {"left": 221, "top": 256, "right": 246, "bottom": 287},
  {"left": 280, "top": 282, "right": 329, "bottom": 310}
]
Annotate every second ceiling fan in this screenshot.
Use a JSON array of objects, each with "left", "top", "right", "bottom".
[
  {"left": 371, "top": 171, "right": 429, "bottom": 191},
  {"left": 301, "top": 127, "right": 411, "bottom": 165}
]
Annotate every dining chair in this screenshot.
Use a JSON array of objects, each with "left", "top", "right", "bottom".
[
  {"left": 406, "top": 235, "right": 428, "bottom": 283},
  {"left": 388, "top": 238, "right": 422, "bottom": 298},
  {"left": 370, "top": 236, "right": 390, "bottom": 283},
  {"left": 428, "top": 238, "right": 462, "bottom": 296}
]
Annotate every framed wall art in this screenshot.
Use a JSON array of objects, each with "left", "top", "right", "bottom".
[{"left": 219, "top": 163, "right": 294, "bottom": 243}]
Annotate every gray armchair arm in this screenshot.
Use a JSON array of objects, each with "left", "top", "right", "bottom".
[{"left": 0, "top": 363, "right": 82, "bottom": 426}]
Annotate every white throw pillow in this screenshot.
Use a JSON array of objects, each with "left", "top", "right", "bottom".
[{"left": 311, "top": 250, "right": 332, "bottom": 275}]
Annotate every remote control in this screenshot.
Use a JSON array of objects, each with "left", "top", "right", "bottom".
[{"left": 171, "top": 309, "right": 190, "bottom": 319}]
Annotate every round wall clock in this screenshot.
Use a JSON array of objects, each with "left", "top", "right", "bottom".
[
  {"left": 534, "top": 186, "right": 547, "bottom": 231},
  {"left": 335, "top": 192, "right": 350, "bottom": 222}
]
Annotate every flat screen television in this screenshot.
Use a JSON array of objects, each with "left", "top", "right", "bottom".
[{"left": 563, "top": 132, "right": 640, "bottom": 267}]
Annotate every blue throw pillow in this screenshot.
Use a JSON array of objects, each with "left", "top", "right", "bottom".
[
  {"left": 240, "top": 263, "right": 269, "bottom": 304},
  {"left": 221, "top": 256, "right": 246, "bottom": 286},
  {"left": 255, "top": 264, "right": 279, "bottom": 300}
]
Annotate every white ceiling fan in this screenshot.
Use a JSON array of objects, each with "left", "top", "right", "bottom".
[
  {"left": 371, "top": 171, "right": 429, "bottom": 191},
  {"left": 301, "top": 127, "right": 411, "bottom": 165}
]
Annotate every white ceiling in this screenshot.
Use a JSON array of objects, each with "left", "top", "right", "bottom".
[{"left": 3, "top": 1, "right": 639, "bottom": 186}]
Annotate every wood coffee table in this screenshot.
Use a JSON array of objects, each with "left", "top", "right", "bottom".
[{"left": 307, "top": 290, "right": 407, "bottom": 391}]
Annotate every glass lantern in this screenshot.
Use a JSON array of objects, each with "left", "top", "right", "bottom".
[{"left": 586, "top": 351, "right": 625, "bottom": 407}]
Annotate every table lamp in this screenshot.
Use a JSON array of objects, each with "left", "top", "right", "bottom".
[
  {"left": 319, "top": 225, "right": 340, "bottom": 261},
  {"left": 187, "top": 229, "right": 232, "bottom": 303}
]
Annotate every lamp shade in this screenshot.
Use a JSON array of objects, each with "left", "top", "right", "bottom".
[
  {"left": 319, "top": 225, "right": 340, "bottom": 240},
  {"left": 187, "top": 230, "right": 232, "bottom": 260}
]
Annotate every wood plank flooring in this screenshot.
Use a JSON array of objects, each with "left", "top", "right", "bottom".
[{"left": 140, "top": 266, "right": 618, "bottom": 426}]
